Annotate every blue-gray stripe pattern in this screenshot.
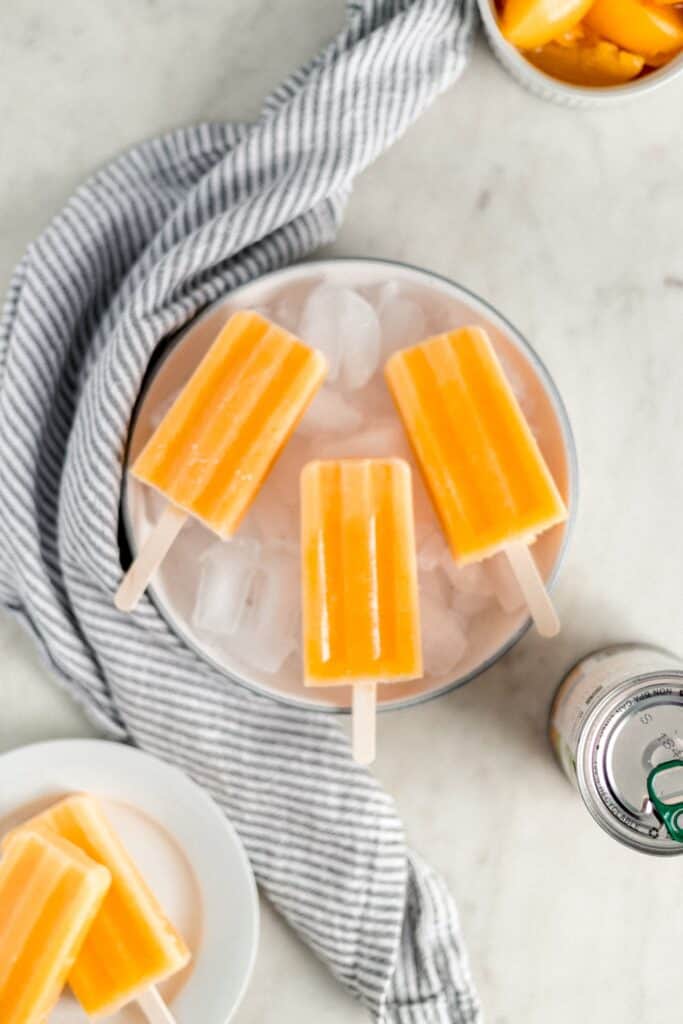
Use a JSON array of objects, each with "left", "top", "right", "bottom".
[{"left": 0, "top": 2, "right": 481, "bottom": 1020}]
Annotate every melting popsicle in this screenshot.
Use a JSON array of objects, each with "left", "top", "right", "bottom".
[
  {"left": 8, "top": 795, "right": 190, "bottom": 1022},
  {"left": 115, "top": 310, "right": 327, "bottom": 611},
  {"left": 385, "top": 327, "right": 568, "bottom": 637},
  {"left": 0, "top": 828, "right": 111, "bottom": 1024},
  {"left": 301, "top": 458, "right": 422, "bottom": 763}
]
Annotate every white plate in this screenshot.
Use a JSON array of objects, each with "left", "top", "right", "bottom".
[{"left": 0, "top": 739, "right": 259, "bottom": 1024}]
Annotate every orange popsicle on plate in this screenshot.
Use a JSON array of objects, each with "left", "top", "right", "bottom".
[
  {"left": 9, "top": 795, "right": 190, "bottom": 1022},
  {"left": 385, "top": 327, "right": 567, "bottom": 636},
  {"left": 301, "top": 458, "right": 422, "bottom": 763},
  {"left": 116, "top": 310, "right": 327, "bottom": 611},
  {"left": 0, "top": 828, "right": 110, "bottom": 1024}
]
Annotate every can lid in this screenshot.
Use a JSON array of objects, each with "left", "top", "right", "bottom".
[
  {"left": 578, "top": 673, "right": 683, "bottom": 854},
  {"left": 604, "top": 695, "right": 683, "bottom": 817},
  {"left": 647, "top": 761, "right": 683, "bottom": 843}
]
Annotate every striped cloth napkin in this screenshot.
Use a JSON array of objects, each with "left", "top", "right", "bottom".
[{"left": 0, "top": 2, "right": 480, "bottom": 1021}]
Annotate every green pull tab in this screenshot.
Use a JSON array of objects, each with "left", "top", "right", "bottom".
[{"left": 647, "top": 760, "right": 683, "bottom": 843}]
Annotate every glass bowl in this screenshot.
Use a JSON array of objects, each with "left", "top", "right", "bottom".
[{"left": 122, "top": 258, "right": 578, "bottom": 712}]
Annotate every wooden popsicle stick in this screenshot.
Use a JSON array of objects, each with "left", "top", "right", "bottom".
[
  {"left": 136, "top": 985, "right": 178, "bottom": 1023},
  {"left": 504, "top": 541, "right": 560, "bottom": 638},
  {"left": 352, "top": 682, "right": 377, "bottom": 765},
  {"left": 114, "top": 504, "right": 188, "bottom": 612}
]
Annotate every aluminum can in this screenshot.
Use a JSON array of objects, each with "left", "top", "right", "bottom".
[{"left": 549, "top": 643, "right": 683, "bottom": 855}]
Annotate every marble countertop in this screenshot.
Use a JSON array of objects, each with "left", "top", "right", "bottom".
[{"left": 2, "top": 3, "right": 682, "bottom": 1022}]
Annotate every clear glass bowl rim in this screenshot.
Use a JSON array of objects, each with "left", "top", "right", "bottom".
[{"left": 121, "top": 256, "right": 579, "bottom": 715}]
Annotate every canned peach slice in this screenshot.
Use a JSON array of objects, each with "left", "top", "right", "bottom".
[
  {"left": 584, "top": 0, "right": 683, "bottom": 60},
  {"left": 500, "top": 0, "right": 594, "bottom": 49}
]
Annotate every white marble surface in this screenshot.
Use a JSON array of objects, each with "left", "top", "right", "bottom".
[{"left": 2, "top": 3, "right": 683, "bottom": 1023}]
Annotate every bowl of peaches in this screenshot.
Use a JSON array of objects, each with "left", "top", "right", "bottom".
[{"left": 478, "top": 0, "right": 683, "bottom": 103}]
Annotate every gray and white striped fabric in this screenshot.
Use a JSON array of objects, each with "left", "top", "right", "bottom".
[{"left": 0, "top": 2, "right": 480, "bottom": 1021}]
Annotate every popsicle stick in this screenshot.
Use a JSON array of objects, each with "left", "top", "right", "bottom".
[
  {"left": 114, "top": 503, "right": 187, "bottom": 612},
  {"left": 504, "top": 541, "right": 559, "bottom": 638},
  {"left": 136, "top": 985, "right": 178, "bottom": 1024},
  {"left": 352, "top": 682, "right": 377, "bottom": 765}
]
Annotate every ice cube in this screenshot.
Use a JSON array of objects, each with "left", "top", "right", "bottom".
[
  {"left": 249, "top": 495, "right": 298, "bottom": 544},
  {"left": 231, "top": 506, "right": 263, "bottom": 542},
  {"left": 297, "top": 388, "right": 363, "bottom": 437},
  {"left": 352, "top": 374, "right": 396, "bottom": 420},
  {"left": 259, "top": 436, "right": 311, "bottom": 505},
  {"left": 297, "top": 285, "right": 346, "bottom": 381},
  {"left": 377, "top": 282, "right": 427, "bottom": 356},
  {"left": 271, "top": 294, "right": 302, "bottom": 333},
  {"left": 298, "top": 284, "right": 380, "bottom": 389},
  {"left": 179, "top": 514, "right": 215, "bottom": 561},
  {"left": 226, "top": 543, "right": 301, "bottom": 674},
  {"left": 420, "top": 590, "right": 467, "bottom": 678},
  {"left": 271, "top": 280, "right": 321, "bottom": 334},
  {"left": 442, "top": 557, "right": 495, "bottom": 618},
  {"left": 486, "top": 552, "right": 526, "bottom": 613},
  {"left": 192, "top": 538, "right": 261, "bottom": 637},
  {"left": 339, "top": 299, "right": 381, "bottom": 390},
  {"left": 451, "top": 589, "right": 493, "bottom": 619},
  {"left": 319, "top": 419, "right": 409, "bottom": 461},
  {"left": 419, "top": 567, "right": 450, "bottom": 605},
  {"left": 442, "top": 558, "right": 494, "bottom": 597}
]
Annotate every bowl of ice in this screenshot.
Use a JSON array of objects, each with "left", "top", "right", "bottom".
[{"left": 123, "top": 258, "right": 577, "bottom": 711}]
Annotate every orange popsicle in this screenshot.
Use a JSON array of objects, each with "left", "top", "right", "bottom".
[
  {"left": 0, "top": 829, "right": 110, "bottom": 1024},
  {"left": 385, "top": 327, "right": 567, "bottom": 636},
  {"left": 116, "top": 310, "right": 327, "bottom": 611},
  {"left": 385, "top": 327, "right": 566, "bottom": 562},
  {"left": 301, "top": 458, "right": 421, "bottom": 762},
  {"left": 11, "top": 795, "right": 190, "bottom": 1019},
  {"left": 133, "top": 310, "right": 327, "bottom": 535}
]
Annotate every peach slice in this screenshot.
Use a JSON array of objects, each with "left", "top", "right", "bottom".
[
  {"left": 526, "top": 38, "right": 645, "bottom": 85},
  {"left": 500, "top": 0, "right": 594, "bottom": 49},
  {"left": 584, "top": 0, "right": 683, "bottom": 59}
]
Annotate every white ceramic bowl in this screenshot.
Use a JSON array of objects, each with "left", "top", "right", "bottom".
[
  {"left": 122, "top": 258, "right": 578, "bottom": 713},
  {"left": 477, "top": 0, "right": 683, "bottom": 107}
]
